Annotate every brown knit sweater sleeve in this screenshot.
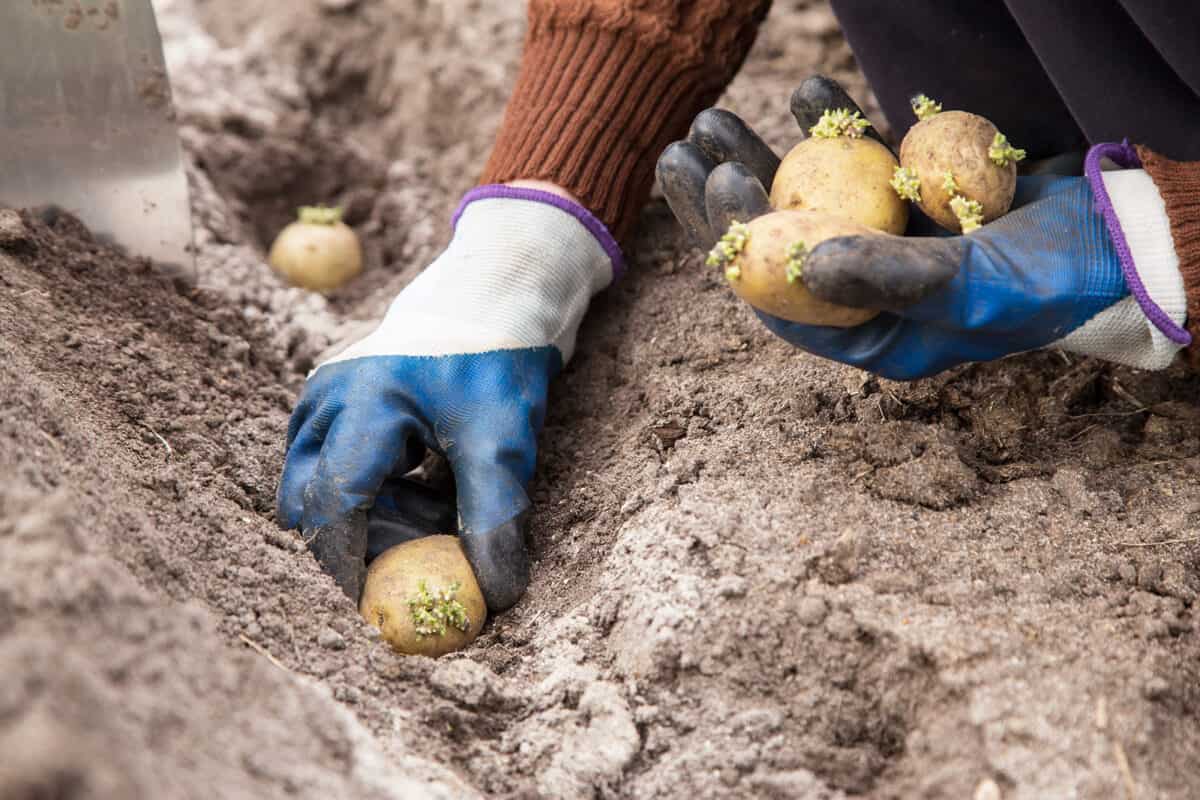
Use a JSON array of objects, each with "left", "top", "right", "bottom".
[
  {"left": 1138, "top": 146, "right": 1200, "bottom": 363},
  {"left": 479, "top": 0, "right": 772, "bottom": 243}
]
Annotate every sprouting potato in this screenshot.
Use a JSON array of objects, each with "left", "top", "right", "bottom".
[
  {"left": 268, "top": 205, "right": 363, "bottom": 292},
  {"left": 896, "top": 96, "right": 1025, "bottom": 233},
  {"left": 360, "top": 535, "right": 487, "bottom": 658},
  {"left": 707, "top": 210, "right": 881, "bottom": 327},
  {"left": 771, "top": 109, "right": 908, "bottom": 235}
]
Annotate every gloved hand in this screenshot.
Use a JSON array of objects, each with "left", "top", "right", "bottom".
[
  {"left": 657, "top": 76, "right": 1190, "bottom": 380},
  {"left": 277, "top": 186, "right": 620, "bottom": 610}
]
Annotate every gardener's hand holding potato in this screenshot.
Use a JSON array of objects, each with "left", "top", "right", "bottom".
[
  {"left": 277, "top": 184, "right": 619, "bottom": 610},
  {"left": 658, "top": 76, "right": 1192, "bottom": 380}
]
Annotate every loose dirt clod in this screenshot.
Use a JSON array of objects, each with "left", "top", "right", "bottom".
[
  {"left": 2, "top": 2, "right": 1200, "bottom": 799},
  {"left": 0, "top": 208, "right": 30, "bottom": 248}
]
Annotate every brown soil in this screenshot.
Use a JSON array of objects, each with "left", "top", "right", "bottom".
[{"left": 3, "top": 2, "right": 1200, "bottom": 799}]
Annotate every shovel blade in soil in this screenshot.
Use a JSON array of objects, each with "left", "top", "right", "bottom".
[{"left": 0, "top": 0, "right": 193, "bottom": 274}]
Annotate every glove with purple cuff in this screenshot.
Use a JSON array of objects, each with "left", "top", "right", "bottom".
[
  {"left": 277, "top": 186, "right": 620, "bottom": 610},
  {"left": 658, "top": 76, "right": 1190, "bottom": 379}
]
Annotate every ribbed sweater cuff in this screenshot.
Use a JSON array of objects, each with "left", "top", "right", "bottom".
[
  {"left": 1139, "top": 146, "right": 1200, "bottom": 365},
  {"left": 479, "top": 18, "right": 728, "bottom": 243}
]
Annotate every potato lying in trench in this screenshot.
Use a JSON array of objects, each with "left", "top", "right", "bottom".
[
  {"left": 894, "top": 95, "right": 1025, "bottom": 233},
  {"left": 268, "top": 205, "right": 363, "bottom": 292},
  {"left": 771, "top": 109, "right": 908, "bottom": 235},
  {"left": 708, "top": 210, "right": 880, "bottom": 327},
  {"left": 360, "top": 535, "right": 486, "bottom": 658}
]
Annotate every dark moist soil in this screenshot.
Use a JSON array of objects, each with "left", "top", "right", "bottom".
[{"left": 4, "top": 2, "right": 1200, "bottom": 799}]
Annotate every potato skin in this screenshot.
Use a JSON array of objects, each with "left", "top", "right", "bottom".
[
  {"left": 360, "top": 535, "right": 487, "bottom": 658},
  {"left": 899, "top": 111, "right": 1016, "bottom": 233},
  {"left": 770, "top": 136, "right": 908, "bottom": 235},
  {"left": 729, "top": 211, "right": 879, "bottom": 327},
  {"left": 268, "top": 220, "right": 363, "bottom": 292}
]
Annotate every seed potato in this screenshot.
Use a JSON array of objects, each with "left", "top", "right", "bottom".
[
  {"left": 898, "top": 110, "right": 1018, "bottom": 233},
  {"left": 360, "top": 535, "right": 486, "bottom": 658},
  {"left": 771, "top": 135, "right": 908, "bottom": 235},
  {"left": 268, "top": 206, "right": 363, "bottom": 292},
  {"left": 711, "top": 210, "right": 881, "bottom": 327}
]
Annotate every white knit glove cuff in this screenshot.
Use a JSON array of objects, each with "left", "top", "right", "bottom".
[
  {"left": 1055, "top": 169, "right": 1187, "bottom": 370},
  {"left": 324, "top": 187, "right": 620, "bottom": 367}
]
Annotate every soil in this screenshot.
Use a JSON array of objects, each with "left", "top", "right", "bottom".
[{"left": 4, "top": 1, "right": 1200, "bottom": 798}]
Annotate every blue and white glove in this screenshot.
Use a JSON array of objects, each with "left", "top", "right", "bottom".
[
  {"left": 277, "top": 186, "right": 620, "bottom": 610},
  {"left": 658, "top": 77, "right": 1190, "bottom": 379}
]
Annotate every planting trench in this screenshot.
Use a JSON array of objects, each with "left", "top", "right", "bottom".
[{"left": 3, "top": 1, "right": 1200, "bottom": 798}]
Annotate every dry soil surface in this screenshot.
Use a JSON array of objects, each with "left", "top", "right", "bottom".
[{"left": 3, "top": 1, "right": 1200, "bottom": 799}]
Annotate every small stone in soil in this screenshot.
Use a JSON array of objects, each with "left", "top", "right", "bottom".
[
  {"left": 317, "top": 628, "right": 347, "bottom": 650},
  {"left": 1142, "top": 675, "right": 1170, "bottom": 700},
  {"left": 974, "top": 777, "right": 1002, "bottom": 800}
]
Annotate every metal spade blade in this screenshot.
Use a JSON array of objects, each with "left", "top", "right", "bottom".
[{"left": 0, "top": 0, "right": 193, "bottom": 272}]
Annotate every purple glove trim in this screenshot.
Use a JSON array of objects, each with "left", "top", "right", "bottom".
[
  {"left": 1084, "top": 141, "right": 1192, "bottom": 346},
  {"left": 452, "top": 185, "right": 625, "bottom": 281}
]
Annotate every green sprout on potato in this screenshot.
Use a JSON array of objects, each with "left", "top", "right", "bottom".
[
  {"left": 809, "top": 108, "right": 871, "bottom": 140},
  {"left": 941, "top": 171, "right": 960, "bottom": 195},
  {"left": 785, "top": 241, "right": 808, "bottom": 284},
  {"left": 940, "top": 171, "right": 984, "bottom": 232},
  {"left": 408, "top": 580, "right": 470, "bottom": 638},
  {"left": 988, "top": 133, "right": 1026, "bottom": 167},
  {"left": 949, "top": 195, "right": 984, "bottom": 234},
  {"left": 297, "top": 205, "right": 345, "bottom": 226},
  {"left": 911, "top": 94, "right": 942, "bottom": 121},
  {"left": 707, "top": 220, "right": 749, "bottom": 281},
  {"left": 890, "top": 166, "right": 922, "bottom": 202}
]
